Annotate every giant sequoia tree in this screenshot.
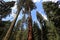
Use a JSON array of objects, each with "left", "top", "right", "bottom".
[
  {"left": 20, "top": 0, "right": 36, "bottom": 40},
  {"left": 3, "top": 0, "right": 36, "bottom": 40}
]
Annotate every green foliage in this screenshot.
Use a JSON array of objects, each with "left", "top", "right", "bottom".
[
  {"left": 36, "top": 11, "right": 43, "bottom": 22},
  {"left": 32, "top": 22, "right": 41, "bottom": 40},
  {"left": 0, "top": 21, "right": 11, "bottom": 40},
  {"left": 36, "top": 11, "right": 47, "bottom": 40},
  {"left": 43, "top": 1, "right": 60, "bottom": 27},
  {"left": 23, "top": 29, "right": 28, "bottom": 40},
  {"left": 0, "top": 1, "right": 15, "bottom": 18},
  {"left": 14, "top": 14, "right": 27, "bottom": 40},
  {"left": 45, "top": 21, "right": 59, "bottom": 40},
  {"left": 43, "top": 1, "right": 60, "bottom": 40},
  {"left": 14, "top": 28, "right": 28, "bottom": 40},
  {"left": 23, "top": 0, "right": 36, "bottom": 11},
  {"left": 19, "top": 0, "right": 36, "bottom": 13},
  {"left": 0, "top": 1, "right": 15, "bottom": 28}
]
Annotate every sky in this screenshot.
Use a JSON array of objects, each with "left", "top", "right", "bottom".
[
  {"left": 3, "top": 0, "right": 46, "bottom": 21},
  {"left": 43, "top": 0, "right": 59, "bottom": 2},
  {"left": 2, "top": 0, "right": 59, "bottom": 21},
  {"left": 2, "top": 0, "right": 59, "bottom": 29}
]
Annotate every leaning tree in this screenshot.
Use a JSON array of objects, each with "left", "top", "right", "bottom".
[
  {"left": 0, "top": 1, "right": 15, "bottom": 40},
  {"left": 3, "top": 0, "right": 36, "bottom": 40},
  {"left": 3, "top": 0, "right": 25, "bottom": 40},
  {"left": 1, "top": 1, "right": 16, "bottom": 40}
]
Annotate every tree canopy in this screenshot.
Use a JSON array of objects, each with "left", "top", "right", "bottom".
[{"left": 0, "top": 1, "right": 15, "bottom": 18}]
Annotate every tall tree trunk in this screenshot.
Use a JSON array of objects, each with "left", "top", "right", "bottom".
[
  {"left": 0, "top": 16, "right": 2, "bottom": 24},
  {"left": 3, "top": 8, "right": 22, "bottom": 40},
  {"left": 41, "top": 24, "right": 43, "bottom": 40},
  {"left": 28, "top": 8, "right": 32, "bottom": 40}
]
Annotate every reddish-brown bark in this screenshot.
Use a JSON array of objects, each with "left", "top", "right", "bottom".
[{"left": 28, "top": 16, "right": 32, "bottom": 40}]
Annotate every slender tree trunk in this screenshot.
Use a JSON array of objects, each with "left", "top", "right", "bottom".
[
  {"left": 0, "top": 16, "right": 3, "bottom": 27},
  {"left": 28, "top": 8, "right": 32, "bottom": 40},
  {"left": 3, "top": 8, "right": 22, "bottom": 40},
  {"left": 40, "top": 22, "right": 43, "bottom": 40},
  {"left": 0, "top": 16, "right": 1, "bottom": 20},
  {"left": 39, "top": 23, "right": 43, "bottom": 40},
  {"left": 0, "top": 19, "right": 1, "bottom": 25}
]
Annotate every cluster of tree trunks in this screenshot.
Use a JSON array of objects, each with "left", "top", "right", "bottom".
[{"left": 0, "top": 0, "right": 60, "bottom": 40}]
